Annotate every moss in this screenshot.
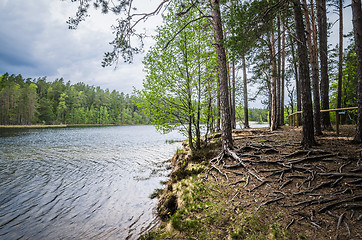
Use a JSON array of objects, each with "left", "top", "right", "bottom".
[{"left": 269, "top": 223, "right": 291, "bottom": 240}]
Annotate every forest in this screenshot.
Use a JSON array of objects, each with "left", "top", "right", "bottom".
[
  {"left": 127, "top": 0, "right": 361, "bottom": 150},
  {"left": 3, "top": 0, "right": 361, "bottom": 150},
  {"left": 0, "top": 72, "right": 270, "bottom": 127},
  {"left": 1, "top": 0, "right": 361, "bottom": 239},
  {"left": 0, "top": 73, "right": 150, "bottom": 125}
]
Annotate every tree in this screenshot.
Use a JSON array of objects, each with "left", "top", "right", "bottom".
[
  {"left": 317, "top": 0, "right": 333, "bottom": 130},
  {"left": 137, "top": 5, "right": 217, "bottom": 151},
  {"left": 302, "top": 0, "right": 322, "bottom": 135},
  {"left": 242, "top": 54, "right": 250, "bottom": 128},
  {"left": 210, "top": 0, "right": 233, "bottom": 152},
  {"left": 293, "top": 0, "right": 316, "bottom": 148},
  {"left": 352, "top": 0, "right": 362, "bottom": 142},
  {"left": 38, "top": 98, "right": 56, "bottom": 124}
]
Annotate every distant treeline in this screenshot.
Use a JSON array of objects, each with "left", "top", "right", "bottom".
[{"left": 0, "top": 73, "right": 150, "bottom": 125}]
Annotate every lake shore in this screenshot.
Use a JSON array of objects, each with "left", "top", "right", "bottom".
[
  {"left": 0, "top": 124, "right": 120, "bottom": 128},
  {"left": 142, "top": 125, "right": 362, "bottom": 240}
]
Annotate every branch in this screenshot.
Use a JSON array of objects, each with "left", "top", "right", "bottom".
[{"left": 163, "top": 16, "right": 212, "bottom": 50}]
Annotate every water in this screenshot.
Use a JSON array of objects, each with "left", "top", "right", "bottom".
[{"left": 0, "top": 125, "right": 183, "bottom": 240}]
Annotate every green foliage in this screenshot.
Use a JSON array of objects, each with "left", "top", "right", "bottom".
[
  {"left": 330, "top": 41, "right": 358, "bottom": 124},
  {"left": 135, "top": 3, "right": 218, "bottom": 151},
  {"left": 236, "top": 107, "right": 269, "bottom": 125},
  {"left": 0, "top": 73, "right": 150, "bottom": 125}
]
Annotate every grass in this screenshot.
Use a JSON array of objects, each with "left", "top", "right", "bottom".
[
  {"left": 141, "top": 140, "right": 293, "bottom": 240},
  {"left": 146, "top": 168, "right": 292, "bottom": 240}
]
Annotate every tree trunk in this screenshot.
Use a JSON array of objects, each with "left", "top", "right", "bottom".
[
  {"left": 225, "top": 46, "right": 234, "bottom": 129},
  {"left": 317, "top": 0, "right": 333, "bottom": 130},
  {"left": 270, "top": 23, "right": 278, "bottom": 131},
  {"left": 281, "top": 17, "right": 286, "bottom": 126},
  {"left": 337, "top": 0, "right": 343, "bottom": 131},
  {"left": 242, "top": 54, "right": 250, "bottom": 129},
  {"left": 294, "top": 0, "right": 316, "bottom": 148},
  {"left": 290, "top": 33, "right": 302, "bottom": 125},
  {"left": 232, "top": 59, "right": 236, "bottom": 129},
  {"left": 210, "top": 0, "right": 233, "bottom": 150},
  {"left": 277, "top": 15, "right": 282, "bottom": 126},
  {"left": 352, "top": 0, "right": 362, "bottom": 142},
  {"left": 216, "top": 76, "right": 221, "bottom": 132},
  {"left": 302, "top": 0, "right": 322, "bottom": 135}
]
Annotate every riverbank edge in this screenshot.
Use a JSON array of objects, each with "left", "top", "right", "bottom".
[
  {"left": 0, "top": 124, "right": 137, "bottom": 128},
  {"left": 140, "top": 135, "right": 291, "bottom": 240}
]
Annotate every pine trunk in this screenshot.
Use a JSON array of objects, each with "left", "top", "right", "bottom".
[
  {"left": 302, "top": 0, "right": 322, "bottom": 135},
  {"left": 232, "top": 60, "right": 236, "bottom": 129},
  {"left": 317, "top": 0, "right": 333, "bottom": 130},
  {"left": 352, "top": 0, "right": 362, "bottom": 142},
  {"left": 290, "top": 33, "right": 301, "bottom": 125},
  {"left": 277, "top": 15, "right": 281, "bottom": 126},
  {"left": 337, "top": 0, "right": 343, "bottom": 130},
  {"left": 294, "top": 0, "right": 316, "bottom": 148},
  {"left": 242, "top": 54, "right": 250, "bottom": 129},
  {"left": 281, "top": 18, "right": 286, "bottom": 125},
  {"left": 211, "top": 0, "right": 233, "bottom": 150},
  {"left": 270, "top": 24, "right": 278, "bottom": 131}
]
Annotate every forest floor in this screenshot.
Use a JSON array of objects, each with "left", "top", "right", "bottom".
[{"left": 142, "top": 125, "right": 362, "bottom": 240}]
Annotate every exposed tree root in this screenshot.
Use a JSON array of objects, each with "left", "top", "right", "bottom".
[
  {"left": 257, "top": 196, "right": 284, "bottom": 211},
  {"left": 202, "top": 128, "right": 362, "bottom": 239}
]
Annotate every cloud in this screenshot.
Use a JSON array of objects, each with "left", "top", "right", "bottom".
[{"left": 0, "top": 0, "right": 161, "bottom": 94}]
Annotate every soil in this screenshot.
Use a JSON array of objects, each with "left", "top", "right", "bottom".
[
  {"left": 148, "top": 125, "right": 362, "bottom": 240},
  {"left": 226, "top": 125, "right": 362, "bottom": 239}
]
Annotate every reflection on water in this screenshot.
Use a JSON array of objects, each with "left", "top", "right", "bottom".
[{"left": 0, "top": 125, "right": 183, "bottom": 240}]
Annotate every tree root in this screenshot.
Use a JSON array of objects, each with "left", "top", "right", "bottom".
[
  {"left": 287, "top": 154, "right": 337, "bottom": 165},
  {"left": 204, "top": 136, "right": 362, "bottom": 239},
  {"left": 286, "top": 218, "right": 295, "bottom": 229},
  {"left": 338, "top": 161, "right": 352, "bottom": 173},
  {"left": 250, "top": 180, "right": 270, "bottom": 191},
  {"left": 257, "top": 196, "right": 284, "bottom": 211},
  {"left": 280, "top": 179, "right": 293, "bottom": 189},
  {"left": 211, "top": 164, "right": 228, "bottom": 181},
  {"left": 318, "top": 172, "right": 362, "bottom": 178},
  {"left": 318, "top": 195, "right": 362, "bottom": 213}
]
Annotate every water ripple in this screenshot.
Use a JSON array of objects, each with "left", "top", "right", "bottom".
[{"left": 0, "top": 125, "right": 182, "bottom": 240}]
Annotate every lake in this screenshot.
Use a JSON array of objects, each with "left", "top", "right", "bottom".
[{"left": 0, "top": 125, "right": 183, "bottom": 240}]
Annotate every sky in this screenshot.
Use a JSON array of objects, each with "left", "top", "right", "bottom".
[
  {"left": 0, "top": 0, "right": 162, "bottom": 94},
  {"left": 0, "top": 0, "right": 354, "bottom": 108}
]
